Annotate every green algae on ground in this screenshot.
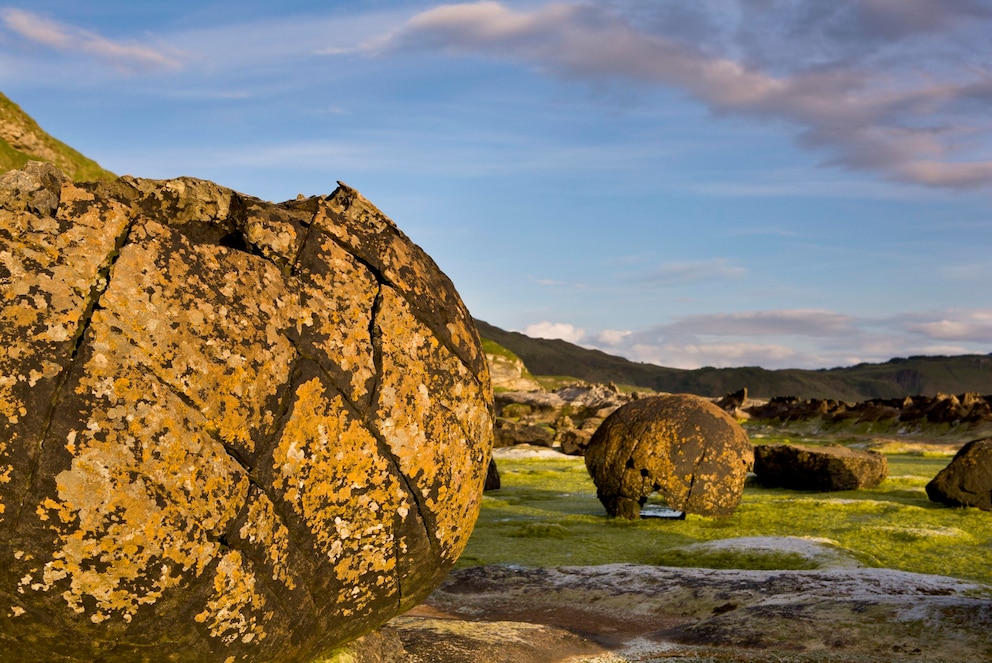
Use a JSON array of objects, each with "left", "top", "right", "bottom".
[{"left": 458, "top": 451, "right": 992, "bottom": 585}]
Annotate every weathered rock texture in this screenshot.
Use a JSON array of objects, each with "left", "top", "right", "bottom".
[
  {"left": 754, "top": 444, "right": 888, "bottom": 492},
  {"left": 381, "top": 563, "right": 992, "bottom": 663},
  {"left": 0, "top": 163, "right": 494, "bottom": 662},
  {"left": 493, "top": 383, "right": 636, "bottom": 456},
  {"left": 584, "top": 394, "right": 754, "bottom": 518},
  {"left": 926, "top": 437, "right": 992, "bottom": 510}
]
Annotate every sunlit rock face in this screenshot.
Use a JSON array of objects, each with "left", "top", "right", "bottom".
[
  {"left": 0, "top": 162, "right": 494, "bottom": 663},
  {"left": 584, "top": 394, "right": 753, "bottom": 518}
]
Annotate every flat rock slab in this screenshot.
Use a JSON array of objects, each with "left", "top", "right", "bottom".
[
  {"left": 754, "top": 443, "right": 888, "bottom": 491},
  {"left": 356, "top": 562, "right": 992, "bottom": 662}
]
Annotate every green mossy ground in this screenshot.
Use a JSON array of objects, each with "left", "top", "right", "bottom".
[{"left": 459, "top": 438, "right": 991, "bottom": 584}]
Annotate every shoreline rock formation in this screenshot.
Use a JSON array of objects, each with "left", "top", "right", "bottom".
[{"left": 0, "top": 163, "right": 494, "bottom": 662}]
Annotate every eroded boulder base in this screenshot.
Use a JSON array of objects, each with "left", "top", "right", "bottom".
[{"left": 0, "top": 163, "right": 494, "bottom": 662}]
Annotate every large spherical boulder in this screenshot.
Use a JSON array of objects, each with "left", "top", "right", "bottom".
[
  {"left": 584, "top": 394, "right": 753, "bottom": 518},
  {"left": 926, "top": 437, "right": 992, "bottom": 510},
  {"left": 0, "top": 163, "right": 494, "bottom": 662}
]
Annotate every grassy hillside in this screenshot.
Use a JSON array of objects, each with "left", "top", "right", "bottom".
[
  {"left": 475, "top": 319, "right": 992, "bottom": 400},
  {"left": 0, "top": 91, "right": 115, "bottom": 181}
]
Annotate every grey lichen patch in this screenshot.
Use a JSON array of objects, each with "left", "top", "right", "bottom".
[
  {"left": 29, "top": 354, "right": 249, "bottom": 625},
  {"left": 238, "top": 493, "right": 297, "bottom": 592}
]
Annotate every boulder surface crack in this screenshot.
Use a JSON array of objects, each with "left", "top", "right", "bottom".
[{"left": 16, "top": 213, "right": 137, "bottom": 529}]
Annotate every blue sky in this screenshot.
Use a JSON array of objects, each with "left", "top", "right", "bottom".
[{"left": 2, "top": 0, "right": 991, "bottom": 370}]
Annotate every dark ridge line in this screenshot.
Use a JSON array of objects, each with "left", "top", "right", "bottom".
[
  {"left": 312, "top": 209, "right": 489, "bottom": 397},
  {"left": 365, "top": 284, "right": 445, "bottom": 581},
  {"left": 14, "top": 206, "right": 138, "bottom": 532}
]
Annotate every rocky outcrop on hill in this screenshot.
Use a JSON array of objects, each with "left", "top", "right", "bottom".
[
  {"left": 493, "top": 383, "right": 637, "bottom": 454},
  {"left": 0, "top": 163, "right": 494, "bottom": 662},
  {"left": 585, "top": 395, "right": 754, "bottom": 518},
  {"left": 0, "top": 92, "right": 114, "bottom": 181},
  {"left": 754, "top": 444, "right": 888, "bottom": 491},
  {"left": 486, "top": 347, "right": 541, "bottom": 392},
  {"left": 743, "top": 392, "right": 992, "bottom": 427}
]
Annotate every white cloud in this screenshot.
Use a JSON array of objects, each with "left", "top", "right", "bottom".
[
  {"left": 371, "top": 1, "right": 992, "bottom": 189},
  {"left": 563, "top": 307, "right": 992, "bottom": 369},
  {"left": 595, "top": 329, "right": 632, "bottom": 346},
  {"left": 522, "top": 321, "right": 586, "bottom": 344},
  {"left": 902, "top": 310, "right": 992, "bottom": 342},
  {"left": 0, "top": 8, "right": 183, "bottom": 74}
]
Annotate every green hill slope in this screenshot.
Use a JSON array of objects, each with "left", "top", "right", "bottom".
[
  {"left": 474, "top": 319, "right": 992, "bottom": 400},
  {"left": 0, "top": 91, "right": 115, "bottom": 181}
]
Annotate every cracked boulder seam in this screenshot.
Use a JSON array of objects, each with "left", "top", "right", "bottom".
[{"left": 0, "top": 162, "right": 495, "bottom": 663}]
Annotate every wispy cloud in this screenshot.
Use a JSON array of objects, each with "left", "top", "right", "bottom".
[
  {"left": 637, "top": 258, "right": 747, "bottom": 286},
  {"left": 0, "top": 8, "right": 183, "bottom": 73},
  {"left": 365, "top": 1, "right": 992, "bottom": 189},
  {"left": 900, "top": 309, "right": 992, "bottom": 342},
  {"left": 539, "top": 307, "right": 992, "bottom": 369}
]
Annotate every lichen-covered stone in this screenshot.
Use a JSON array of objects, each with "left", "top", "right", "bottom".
[
  {"left": 584, "top": 394, "right": 753, "bottom": 518},
  {"left": 0, "top": 163, "right": 494, "bottom": 662}
]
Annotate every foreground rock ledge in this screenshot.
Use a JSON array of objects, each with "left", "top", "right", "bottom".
[
  {"left": 0, "top": 163, "right": 494, "bottom": 663},
  {"left": 360, "top": 563, "right": 992, "bottom": 663}
]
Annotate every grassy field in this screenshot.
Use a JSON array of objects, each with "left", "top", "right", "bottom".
[{"left": 458, "top": 438, "right": 992, "bottom": 585}]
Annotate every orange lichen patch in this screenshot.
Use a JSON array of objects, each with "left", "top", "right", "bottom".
[
  {"left": 96, "top": 220, "right": 299, "bottom": 453},
  {"left": 292, "top": 231, "right": 377, "bottom": 403},
  {"left": 272, "top": 377, "right": 404, "bottom": 613},
  {"left": 239, "top": 494, "right": 296, "bottom": 591},
  {"left": 29, "top": 344, "right": 249, "bottom": 624},
  {"left": 374, "top": 287, "right": 492, "bottom": 563},
  {"left": 195, "top": 550, "right": 270, "bottom": 646}
]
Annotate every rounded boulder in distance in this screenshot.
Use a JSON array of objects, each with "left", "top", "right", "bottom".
[
  {"left": 584, "top": 394, "right": 753, "bottom": 518},
  {"left": 0, "top": 163, "right": 494, "bottom": 663}
]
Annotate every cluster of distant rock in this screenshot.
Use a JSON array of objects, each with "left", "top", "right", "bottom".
[
  {"left": 490, "top": 381, "right": 992, "bottom": 512},
  {"left": 719, "top": 388, "right": 992, "bottom": 426}
]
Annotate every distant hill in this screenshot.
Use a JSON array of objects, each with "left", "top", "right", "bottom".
[
  {"left": 0, "top": 91, "right": 115, "bottom": 181},
  {"left": 474, "top": 319, "right": 992, "bottom": 400}
]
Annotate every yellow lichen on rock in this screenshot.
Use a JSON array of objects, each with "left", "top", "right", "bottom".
[
  {"left": 375, "top": 287, "right": 491, "bottom": 562},
  {"left": 29, "top": 340, "right": 249, "bottom": 624},
  {"left": 195, "top": 549, "right": 270, "bottom": 646},
  {"left": 272, "top": 377, "right": 403, "bottom": 613}
]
